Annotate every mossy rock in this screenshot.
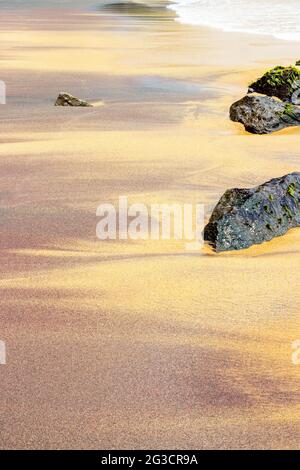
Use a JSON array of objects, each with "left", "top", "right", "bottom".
[
  {"left": 230, "top": 94, "right": 300, "bottom": 134},
  {"left": 204, "top": 173, "right": 300, "bottom": 252},
  {"left": 248, "top": 66, "right": 300, "bottom": 102}
]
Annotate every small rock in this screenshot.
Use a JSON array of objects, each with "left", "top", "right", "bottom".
[
  {"left": 204, "top": 173, "right": 300, "bottom": 252},
  {"left": 230, "top": 94, "right": 300, "bottom": 134},
  {"left": 55, "top": 93, "right": 92, "bottom": 107}
]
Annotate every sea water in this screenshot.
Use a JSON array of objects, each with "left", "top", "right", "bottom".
[{"left": 169, "top": 0, "right": 300, "bottom": 41}]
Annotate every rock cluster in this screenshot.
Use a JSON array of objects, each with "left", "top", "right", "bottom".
[{"left": 230, "top": 65, "right": 300, "bottom": 134}]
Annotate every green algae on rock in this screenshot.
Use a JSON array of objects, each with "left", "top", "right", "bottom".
[
  {"left": 248, "top": 66, "right": 300, "bottom": 102},
  {"left": 204, "top": 173, "right": 300, "bottom": 252}
]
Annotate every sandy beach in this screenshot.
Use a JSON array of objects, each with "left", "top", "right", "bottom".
[{"left": 1, "top": 1, "right": 300, "bottom": 449}]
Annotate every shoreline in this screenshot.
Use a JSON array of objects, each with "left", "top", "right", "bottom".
[{"left": 168, "top": 0, "right": 300, "bottom": 42}]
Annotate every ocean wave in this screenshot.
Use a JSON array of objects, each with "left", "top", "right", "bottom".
[{"left": 168, "top": 0, "right": 300, "bottom": 41}]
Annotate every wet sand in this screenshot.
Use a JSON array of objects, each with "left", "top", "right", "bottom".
[{"left": 1, "top": 2, "right": 300, "bottom": 449}]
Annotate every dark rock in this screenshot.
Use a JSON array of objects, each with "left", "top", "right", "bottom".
[
  {"left": 95, "top": 2, "right": 169, "bottom": 21},
  {"left": 248, "top": 66, "right": 300, "bottom": 102},
  {"left": 296, "top": 60, "right": 300, "bottom": 66},
  {"left": 55, "top": 93, "right": 92, "bottom": 107},
  {"left": 204, "top": 173, "right": 300, "bottom": 252},
  {"left": 230, "top": 94, "right": 300, "bottom": 134},
  {"left": 97, "top": 2, "right": 153, "bottom": 14}
]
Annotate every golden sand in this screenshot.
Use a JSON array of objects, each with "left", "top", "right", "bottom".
[{"left": 1, "top": 4, "right": 300, "bottom": 449}]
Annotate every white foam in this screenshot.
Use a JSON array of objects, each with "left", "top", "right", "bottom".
[{"left": 169, "top": 0, "right": 300, "bottom": 41}]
